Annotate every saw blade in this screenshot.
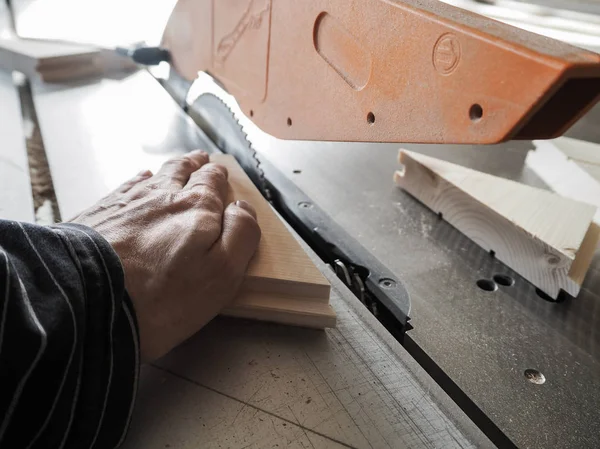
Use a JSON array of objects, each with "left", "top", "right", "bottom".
[{"left": 190, "top": 93, "right": 269, "bottom": 199}]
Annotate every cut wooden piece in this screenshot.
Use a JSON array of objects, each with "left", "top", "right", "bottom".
[
  {"left": 578, "top": 161, "right": 600, "bottom": 183},
  {"left": 0, "top": 37, "right": 135, "bottom": 82},
  {"left": 550, "top": 137, "right": 600, "bottom": 183},
  {"left": 0, "top": 70, "right": 34, "bottom": 222},
  {"left": 211, "top": 154, "right": 335, "bottom": 328},
  {"left": 552, "top": 137, "right": 600, "bottom": 167},
  {"left": 527, "top": 139, "right": 600, "bottom": 224},
  {"left": 394, "top": 149, "right": 599, "bottom": 299},
  {"left": 223, "top": 293, "right": 336, "bottom": 329}
]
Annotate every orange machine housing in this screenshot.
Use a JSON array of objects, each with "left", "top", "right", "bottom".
[{"left": 162, "top": 0, "right": 600, "bottom": 144}]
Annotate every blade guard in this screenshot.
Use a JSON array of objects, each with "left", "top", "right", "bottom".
[{"left": 162, "top": 0, "right": 600, "bottom": 144}]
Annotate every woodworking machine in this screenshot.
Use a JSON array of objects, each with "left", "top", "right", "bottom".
[{"left": 156, "top": 1, "right": 600, "bottom": 447}]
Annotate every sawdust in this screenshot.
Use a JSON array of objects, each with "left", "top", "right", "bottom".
[
  {"left": 26, "top": 123, "right": 60, "bottom": 221},
  {"left": 17, "top": 80, "right": 61, "bottom": 223}
]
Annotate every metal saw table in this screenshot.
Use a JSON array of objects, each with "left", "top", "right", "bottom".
[
  {"left": 157, "top": 68, "right": 600, "bottom": 447},
  {"left": 23, "top": 67, "right": 600, "bottom": 449},
  {"left": 3, "top": 0, "right": 600, "bottom": 444},
  {"left": 232, "top": 107, "right": 600, "bottom": 449}
]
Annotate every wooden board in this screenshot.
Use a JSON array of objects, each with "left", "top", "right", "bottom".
[
  {"left": 552, "top": 136, "right": 600, "bottom": 167},
  {"left": 0, "top": 36, "right": 135, "bottom": 82},
  {"left": 211, "top": 154, "right": 335, "bottom": 328},
  {"left": 394, "top": 149, "right": 599, "bottom": 299},
  {"left": 0, "top": 70, "right": 35, "bottom": 222},
  {"left": 527, "top": 139, "right": 600, "bottom": 224},
  {"left": 578, "top": 161, "right": 600, "bottom": 183},
  {"left": 551, "top": 137, "right": 600, "bottom": 182}
]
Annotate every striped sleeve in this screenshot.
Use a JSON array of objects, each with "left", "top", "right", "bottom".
[{"left": 0, "top": 219, "right": 139, "bottom": 449}]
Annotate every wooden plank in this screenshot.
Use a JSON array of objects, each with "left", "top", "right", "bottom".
[
  {"left": 578, "top": 161, "right": 600, "bottom": 182},
  {"left": 552, "top": 136, "right": 600, "bottom": 166},
  {"left": 394, "top": 149, "right": 599, "bottom": 299},
  {"left": 211, "top": 154, "right": 335, "bottom": 328},
  {"left": 0, "top": 36, "right": 135, "bottom": 82},
  {"left": 0, "top": 70, "right": 34, "bottom": 222},
  {"left": 551, "top": 137, "right": 600, "bottom": 182},
  {"left": 527, "top": 139, "right": 600, "bottom": 224}
]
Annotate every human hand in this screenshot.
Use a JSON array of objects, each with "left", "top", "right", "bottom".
[{"left": 70, "top": 150, "right": 261, "bottom": 362}]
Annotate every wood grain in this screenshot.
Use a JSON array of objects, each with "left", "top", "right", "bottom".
[
  {"left": 211, "top": 154, "right": 335, "bottom": 328},
  {"left": 395, "top": 149, "right": 599, "bottom": 298}
]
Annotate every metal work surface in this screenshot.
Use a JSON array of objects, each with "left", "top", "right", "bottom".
[
  {"left": 242, "top": 128, "right": 600, "bottom": 448},
  {"left": 7, "top": 0, "right": 600, "bottom": 447},
  {"left": 30, "top": 71, "right": 214, "bottom": 220},
  {"left": 125, "top": 250, "right": 492, "bottom": 449},
  {"left": 0, "top": 70, "right": 33, "bottom": 222}
]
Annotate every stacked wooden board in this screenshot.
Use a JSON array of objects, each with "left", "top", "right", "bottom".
[
  {"left": 213, "top": 154, "right": 335, "bottom": 328},
  {"left": 394, "top": 149, "right": 599, "bottom": 299}
]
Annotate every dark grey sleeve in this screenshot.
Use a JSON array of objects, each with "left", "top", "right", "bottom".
[{"left": 0, "top": 220, "right": 139, "bottom": 449}]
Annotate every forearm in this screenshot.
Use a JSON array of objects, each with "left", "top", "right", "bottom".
[{"left": 0, "top": 220, "right": 139, "bottom": 449}]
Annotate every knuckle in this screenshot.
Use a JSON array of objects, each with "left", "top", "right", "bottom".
[
  {"left": 164, "top": 156, "right": 197, "bottom": 171},
  {"left": 183, "top": 189, "right": 224, "bottom": 212},
  {"left": 191, "top": 166, "right": 228, "bottom": 188},
  {"left": 203, "top": 163, "right": 228, "bottom": 179},
  {"left": 198, "top": 210, "right": 222, "bottom": 227},
  {"left": 144, "top": 180, "right": 162, "bottom": 191},
  {"left": 192, "top": 210, "right": 222, "bottom": 239},
  {"left": 204, "top": 169, "right": 227, "bottom": 185}
]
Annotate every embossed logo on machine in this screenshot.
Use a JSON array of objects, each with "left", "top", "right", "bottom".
[
  {"left": 215, "top": 0, "right": 271, "bottom": 65},
  {"left": 213, "top": 0, "right": 272, "bottom": 102},
  {"left": 433, "top": 34, "right": 461, "bottom": 75}
]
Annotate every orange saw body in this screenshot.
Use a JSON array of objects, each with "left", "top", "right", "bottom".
[{"left": 162, "top": 0, "right": 600, "bottom": 144}]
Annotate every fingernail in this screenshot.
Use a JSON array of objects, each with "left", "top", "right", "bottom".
[
  {"left": 235, "top": 200, "right": 257, "bottom": 219},
  {"left": 137, "top": 169, "right": 152, "bottom": 177}
]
